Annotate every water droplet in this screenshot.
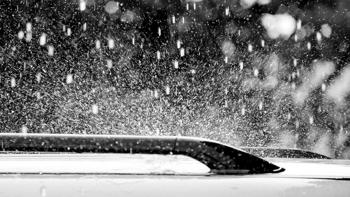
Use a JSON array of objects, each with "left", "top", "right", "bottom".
[
  {"left": 39, "top": 33, "right": 47, "bottom": 46},
  {"left": 18, "top": 31, "right": 24, "bottom": 39},
  {"left": 95, "top": 40, "right": 101, "bottom": 49},
  {"left": 67, "top": 28, "right": 72, "bottom": 36},
  {"left": 10, "top": 77, "right": 16, "bottom": 87},
  {"left": 248, "top": 44, "right": 253, "bottom": 52},
  {"left": 79, "top": 0, "right": 86, "bottom": 11},
  {"left": 92, "top": 104, "right": 99, "bottom": 114},
  {"left": 176, "top": 40, "right": 181, "bottom": 49},
  {"left": 173, "top": 60, "right": 179, "bottom": 69},
  {"left": 21, "top": 125, "right": 28, "bottom": 134},
  {"left": 66, "top": 74, "right": 73, "bottom": 84},
  {"left": 239, "top": 61, "right": 244, "bottom": 70},
  {"left": 106, "top": 59, "right": 113, "bottom": 68},
  {"left": 165, "top": 86, "right": 170, "bottom": 95},
  {"left": 26, "top": 22, "right": 32, "bottom": 32},
  {"left": 180, "top": 48, "right": 185, "bottom": 57},
  {"left": 158, "top": 27, "right": 161, "bottom": 37},
  {"left": 108, "top": 38, "right": 115, "bottom": 49},
  {"left": 225, "top": 7, "right": 229, "bottom": 16},
  {"left": 307, "top": 42, "right": 311, "bottom": 50},
  {"left": 47, "top": 45, "right": 54, "bottom": 56},
  {"left": 40, "top": 186, "right": 46, "bottom": 197},
  {"left": 36, "top": 73, "right": 42, "bottom": 83},
  {"left": 156, "top": 51, "right": 161, "bottom": 60}
]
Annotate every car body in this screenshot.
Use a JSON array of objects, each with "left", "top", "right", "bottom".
[{"left": 0, "top": 133, "right": 349, "bottom": 197}]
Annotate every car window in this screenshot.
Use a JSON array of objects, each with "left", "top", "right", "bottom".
[{"left": 0, "top": 0, "right": 349, "bottom": 160}]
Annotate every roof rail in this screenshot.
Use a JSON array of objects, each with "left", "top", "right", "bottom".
[{"left": 0, "top": 133, "right": 284, "bottom": 174}]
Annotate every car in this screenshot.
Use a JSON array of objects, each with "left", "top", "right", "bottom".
[{"left": 0, "top": 133, "right": 349, "bottom": 197}]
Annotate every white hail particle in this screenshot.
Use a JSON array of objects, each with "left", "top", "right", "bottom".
[
  {"left": 10, "top": 77, "right": 16, "bottom": 87},
  {"left": 106, "top": 59, "right": 113, "bottom": 68},
  {"left": 321, "top": 24, "right": 332, "bottom": 38},
  {"left": 47, "top": 45, "right": 54, "bottom": 56},
  {"left": 225, "top": 7, "right": 229, "bottom": 16},
  {"left": 307, "top": 42, "right": 311, "bottom": 50},
  {"left": 254, "top": 68, "right": 259, "bottom": 77},
  {"left": 66, "top": 74, "right": 73, "bottom": 84},
  {"left": 39, "top": 33, "right": 47, "bottom": 46},
  {"left": 193, "top": 2, "right": 196, "bottom": 10},
  {"left": 258, "top": 101, "right": 263, "bottom": 110},
  {"left": 172, "top": 15, "right": 176, "bottom": 24},
  {"left": 18, "top": 31, "right": 24, "bottom": 39},
  {"left": 26, "top": 22, "right": 32, "bottom": 32},
  {"left": 241, "top": 106, "right": 246, "bottom": 115},
  {"left": 293, "top": 58, "right": 298, "bottom": 67},
  {"left": 248, "top": 44, "right": 253, "bottom": 52},
  {"left": 261, "top": 13, "right": 296, "bottom": 40},
  {"left": 224, "top": 56, "right": 228, "bottom": 63},
  {"left": 186, "top": 3, "right": 189, "bottom": 10},
  {"left": 92, "top": 104, "right": 99, "bottom": 114},
  {"left": 105, "top": 1, "right": 120, "bottom": 14},
  {"left": 316, "top": 32, "right": 322, "bottom": 42},
  {"left": 261, "top": 39, "right": 265, "bottom": 47},
  {"left": 25, "top": 32, "right": 32, "bottom": 42},
  {"left": 174, "top": 60, "right": 179, "bottom": 69},
  {"left": 309, "top": 116, "right": 314, "bottom": 124},
  {"left": 321, "top": 83, "right": 326, "bottom": 91},
  {"left": 326, "top": 66, "right": 350, "bottom": 104},
  {"left": 108, "top": 38, "right": 115, "bottom": 49},
  {"left": 79, "top": 0, "right": 86, "bottom": 11},
  {"left": 239, "top": 61, "right": 244, "bottom": 70},
  {"left": 296, "top": 19, "right": 302, "bottom": 30},
  {"left": 36, "top": 73, "right": 42, "bottom": 83},
  {"left": 132, "top": 37, "right": 135, "bottom": 45},
  {"left": 95, "top": 40, "right": 101, "bottom": 49},
  {"left": 154, "top": 90, "right": 159, "bottom": 98},
  {"left": 180, "top": 48, "right": 185, "bottom": 57},
  {"left": 158, "top": 27, "right": 161, "bottom": 36},
  {"left": 222, "top": 40, "right": 236, "bottom": 57}
]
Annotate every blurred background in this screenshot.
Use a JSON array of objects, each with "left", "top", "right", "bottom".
[{"left": 1, "top": 0, "right": 350, "bottom": 158}]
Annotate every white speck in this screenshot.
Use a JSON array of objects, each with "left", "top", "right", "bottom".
[
  {"left": 261, "top": 39, "right": 265, "bottom": 47},
  {"left": 40, "top": 186, "right": 47, "bottom": 197},
  {"left": 248, "top": 44, "right": 253, "bottom": 52},
  {"left": 92, "top": 104, "right": 99, "bottom": 114},
  {"left": 106, "top": 59, "right": 113, "bottom": 68},
  {"left": 258, "top": 101, "right": 263, "bottom": 110},
  {"left": 225, "top": 7, "right": 229, "bottom": 16},
  {"left": 154, "top": 90, "right": 159, "bottom": 98},
  {"left": 83, "top": 23, "right": 87, "bottom": 31},
  {"left": 66, "top": 74, "right": 73, "bottom": 84},
  {"left": 39, "top": 33, "right": 47, "bottom": 46},
  {"left": 296, "top": 19, "right": 302, "bottom": 30},
  {"left": 241, "top": 106, "right": 246, "bottom": 115},
  {"left": 309, "top": 116, "right": 314, "bottom": 124},
  {"left": 321, "top": 83, "right": 326, "bottom": 91},
  {"left": 174, "top": 60, "right": 179, "bottom": 69},
  {"left": 172, "top": 15, "right": 176, "bottom": 24},
  {"left": 176, "top": 40, "right": 181, "bottom": 49},
  {"left": 67, "top": 28, "right": 72, "bottom": 36},
  {"left": 180, "top": 48, "right": 185, "bottom": 57},
  {"left": 21, "top": 125, "right": 28, "bottom": 134},
  {"left": 10, "top": 77, "right": 16, "bottom": 87},
  {"left": 18, "top": 31, "right": 24, "bottom": 39},
  {"left": 239, "top": 61, "right": 244, "bottom": 70},
  {"left": 26, "top": 22, "right": 32, "bottom": 32},
  {"left": 25, "top": 32, "right": 32, "bottom": 42},
  {"left": 307, "top": 42, "right": 311, "bottom": 50},
  {"left": 47, "top": 45, "right": 54, "bottom": 56},
  {"left": 105, "top": 1, "right": 120, "bottom": 14},
  {"left": 36, "top": 73, "right": 42, "bottom": 83},
  {"left": 321, "top": 24, "right": 332, "bottom": 38},
  {"left": 79, "top": 0, "right": 86, "bottom": 11},
  {"left": 108, "top": 38, "right": 115, "bottom": 49},
  {"left": 254, "top": 68, "right": 259, "bottom": 77},
  {"left": 158, "top": 27, "right": 161, "bottom": 37},
  {"left": 316, "top": 32, "right": 322, "bottom": 42},
  {"left": 156, "top": 51, "right": 161, "bottom": 60},
  {"left": 165, "top": 86, "right": 170, "bottom": 95},
  {"left": 95, "top": 40, "right": 101, "bottom": 49},
  {"left": 293, "top": 58, "right": 298, "bottom": 67}
]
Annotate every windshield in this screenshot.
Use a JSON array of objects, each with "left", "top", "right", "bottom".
[{"left": 0, "top": 0, "right": 349, "bottom": 159}]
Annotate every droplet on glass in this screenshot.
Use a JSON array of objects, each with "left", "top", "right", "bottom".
[
  {"left": 180, "top": 48, "right": 185, "bottom": 57},
  {"left": 92, "top": 104, "right": 99, "bottom": 114},
  {"left": 39, "top": 33, "right": 47, "bottom": 46},
  {"left": 18, "top": 31, "right": 24, "bottom": 39},
  {"left": 48, "top": 45, "right": 54, "bottom": 56},
  {"left": 10, "top": 77, "right": 16, "bottom": 87},
  {"left": 66, "top": 74, "right": 73, "bottom": 84}
]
